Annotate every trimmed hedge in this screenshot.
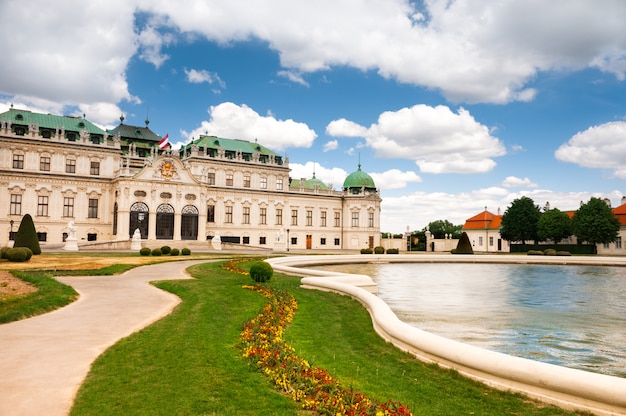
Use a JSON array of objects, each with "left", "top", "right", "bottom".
[
  {"left": 387, "top": 248, "right": 399, "bottom": 254},
  {"left": 151, "top": 248, "right": 162, "bottom": 256},
  {"left": 452, "top": 232, "right": 473, "bottom": 254},
  {"left": 139, "top": 247, "right": 151, "bottom": 256},
  {"left": 374, "top": 246, "right": 385, "bottom": 254},
  {"left": 181, "top": 248, "right": 191, "bottom": 255},
  {"left": 160, "top": 246, "right": 171, "bottom": 255},
  {"left": 5, "top": 247, "right": 33, "bottom": 262},
  {"left": 250, "top": 261, "right": 273, "bottom": 283},
  {"left": 170, "top": 248, "right": 180, "bottom": 256},
  {"left": 360, "top": 248, "right": 373, "bottom": 254},
  {"left": 13, "top": 214, "right": 41, "bottom": 255}
]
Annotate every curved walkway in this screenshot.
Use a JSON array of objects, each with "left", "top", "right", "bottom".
[{"left": 0, "top": 260, "right": 206, "bottom": 416}]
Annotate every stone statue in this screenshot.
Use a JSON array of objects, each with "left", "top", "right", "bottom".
[{"left": 212, "top": 231, "right": 222, "bottom": 251}]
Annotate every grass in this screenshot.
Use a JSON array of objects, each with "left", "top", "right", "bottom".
[{"left": 68, "top": 260, "right": 586, "bottom": 416}]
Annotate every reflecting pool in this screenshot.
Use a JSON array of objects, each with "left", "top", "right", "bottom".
[{"left": 311, "top": 263, "right": 626, "bottom": 378}]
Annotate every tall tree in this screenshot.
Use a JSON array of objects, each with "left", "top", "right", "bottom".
[
  {"left": 537, "top": 208, "right": 572, "bottom": 243},
  {"left": 573, "top": 197, "right": 620, "bottom": 245},
  {"left": 500, "top": 196, "right": 541, "bottom": 244}
]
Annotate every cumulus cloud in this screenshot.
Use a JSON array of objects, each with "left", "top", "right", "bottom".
[
  {"left": 2, "top": 0, "right": 626, "bottom": 115},
  {"left": 327, "top": 104, "right": 505, "bottom": 174},
  {"left": 502, "top": 176, "right": 539, "bottom": 188},
  {"left": 370, "top": 170, "right": 422, "bottom": 190},
  {"left": 555, "top": 121, "right": 626, "bottom": 178},
  {"left": 182, "top": 102, "right": 317, "bottom": 151}
]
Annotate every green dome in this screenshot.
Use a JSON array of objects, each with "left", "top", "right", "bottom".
[{"left": 343, "top": 165, "right": 376, "bottom": 191}]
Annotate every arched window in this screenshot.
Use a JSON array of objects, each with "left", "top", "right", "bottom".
[
  {"left": 129, "top": 202, "right": 149, "bottom": 239},
  {"left": 181, "top": 205, "right": 199, "bottom": 240},
  {"left": 113, "top": 202, "right": 118, "bottom": 235},
  {"left": 156, "top": 203, "right": 175, "bottom": 240}
]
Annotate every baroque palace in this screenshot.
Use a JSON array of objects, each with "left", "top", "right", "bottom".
[{"left": 0, "top": 108, "right": 382, "bottom": 251}]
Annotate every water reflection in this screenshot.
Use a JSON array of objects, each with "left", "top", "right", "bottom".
[{"left": 311, "top": 263, "right": 626, "bottom": 378}]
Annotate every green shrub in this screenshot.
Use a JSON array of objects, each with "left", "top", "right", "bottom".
[
  {"left": 170, "top": 248, "right": 180, "bottom": 256},
  {"left": 374, "top": 246, "right": 385, "bottom": 254},
  {"left": 6, "top": 247, "right": 30, "bottom": 262},
  {"left": 249, "top": 261, "right": 273, "bottom": 283},
  {"left": 139, "top": 247, "right": 151, "bottom": 256},
  {"left": 13, "top": 214, "right": 41, "bottom": 255},
  {"left": 452, "top": 232, "right": 473, "bottom": 254},
  {"left": 527, "top": 250, "right": 543, "bottom": 255},
  {"left": 151, "top": 248, "right": 162, "bottom": 256},
  {"left": 543, "top": 248, "right": 557, "bottom": 256},
  {"left": 360, "top": 248, "right": 373, "bottom": 254},
  {"left": 0, "top": 246, "right": 10, "bottom": 259},
  {"left": 387, "top": 248, "right": 399, "bottom": 254},
  {"left": 160, "top": 246, "right": 171, "bottom": 255},
  {"left": 556, "top": 251, "right": 572, "bottom": 256},
  {"left": 181, "top": 248, "right": 191, "bottom": 255}
]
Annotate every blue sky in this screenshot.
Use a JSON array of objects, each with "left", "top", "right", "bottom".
[{"left": 2, "top": 1, "right": 626, "bottom": 232}]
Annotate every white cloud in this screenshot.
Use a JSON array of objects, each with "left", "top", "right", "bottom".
[
  {"left": 288, "top": 162, "right": 348, "bottom": 190},
  {"left": 323, "top": 140, "right": 338, "bottom": 152},
  {"left": 137, "top": 24, "right": 173, "bottom": 68},
  {"left": 502, "top": 176, "right": 539, "bottom": 188},
  {"left": 555, "top": 121, "right": 626, "bottom": 178},
  {"left": 370, "top": 170, "right": 421, "bottom": 190},
  {"left": 328, "top": 104, "right": 505, "bottom": 174},
  {"left": 184, "top": 68, "right": 225, "bottom": 89},
  {"left": 182, "top": 102, "right": 317, "bottom": 151}
]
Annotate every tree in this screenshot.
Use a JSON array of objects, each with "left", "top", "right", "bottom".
[
  {"left": 13, "top": 214, "right": 41, "bottom": 255},
  {"left": 499, "top": 196, "right": 541, "bottom": 244},
  {"left": 451, "top": 232, "right": 473, "bottom": 254},
  {"left": 573, "top": 197, "right": 620, "bottom": 245},
  {"left": 425, "top": 219, "right": 462, "bottom": 239},
  {"left": 537, "top": 208, "right": 572, "bottom": 243}
]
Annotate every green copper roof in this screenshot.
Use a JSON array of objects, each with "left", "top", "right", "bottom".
[
  {"left": 291, "top": 175, "right": 329, "bottom": 191},
  {"left": 0, "top": 108, "right": 105, "bottom": 134},
  {"left": 108, "top": 123, "right": 163, "bottom": 143},
  {"left": 189, "top": 135, "right": 281, "bottom": 156},
  {"left": 343, "top": 164, "right": 376, "bottom": 190}
]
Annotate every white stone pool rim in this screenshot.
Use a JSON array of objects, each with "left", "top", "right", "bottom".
[{"left": 266, "top": 253, "right": 626, "bottom": 416}]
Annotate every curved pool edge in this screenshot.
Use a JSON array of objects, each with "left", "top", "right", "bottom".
[{"left": 266, "top": 254, "right": 626, "bottom": 416}]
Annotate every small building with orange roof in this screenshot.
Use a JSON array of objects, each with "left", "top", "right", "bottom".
[{"left": 461, "top": 208, "right": 509, "bottom": 252}]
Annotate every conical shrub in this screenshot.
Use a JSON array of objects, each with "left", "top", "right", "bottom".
[
  {"left": 13, "top": 214, "right": 41, "bottom": 255},
  {"left": 452, "top": 231, "right": 473, "bottom": 254}
]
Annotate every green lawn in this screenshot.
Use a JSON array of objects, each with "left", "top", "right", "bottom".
[{"left": 69, "top": 260, "right": 587, "bottom": 416}]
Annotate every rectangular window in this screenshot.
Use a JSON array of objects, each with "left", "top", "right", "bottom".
[
  {"left": 40, "top": 156, "right": 51, "bottom": 171},
  {"left": 291, "top": 209, "right": 298, "bottom": 226},
  {"left": 306, "top": 210, "right": 313, "bottom": 226},
  {"left": 90, "top": 161, "right": 100, "bottom": 175},
  {"left": 334, "top": 238, "right": 340, "bottom": 246},
  {"left": 63, "top": 197, "right": 74, "bottom": 217},
  {"left": 10, "top": 194, "right": 22, "bottom": 215},
  {"left": 88, "top": 198, "right": 98, "bottom": 218},
  {"left": 368, "top": 212, "right": 374, "bottom": 228},
  {"left": 259, "top": 236, "right": 267, "bottom": 245},
  {"left": 13, "top": 154, "right": 24, "bottom": 169},
  {"left": 616, "top": 236, "right": 622, "bottom": 249},
  {"left": 276, "top": 178, "right": 283, "bottom": 190},
  {"left": 275, "top": 208, "right": 283, "bottom": 225},
  {"left": 260, "top": 207, "right": 267, "bottom": 225},
  {"left": 243, "top": 175, "right": 251, "bottom": 188},
  {"left": 291, "top": 237, "right": 297, "bottom": 246},
  {"left": 243, "top": 236, "right": 250, "bottom": 244},
  {"left": 87, "top": 233, "right": 97, "bottom": 241},
  {"left": 242, "top": 206, "right": 250, "bottom": 224},
  {"left": 207, "top": 205, "right": 215, "bottom": 222},
  {"left": 489, "top": 236, "right": 494, "bottom": 246},
  {"left": 66, "top": 159, "right": 76, "bottom": 173},
  {"left": 225, "top": 206, "right": 233, "bottom": 223},
  {"left": 320, "top": 237, "right": 326, "bottom": 245},
  {"left": 226, "top": 173, "right": 233, "bottom": 186},
  {"left": 37, "top": 196, "right": 49, "bottom": 216},
  {"left": 91, "top": 135, "right": 100, "bottom": 145},
  {"left": 260, "top": 177, "right": 267, "bottom": 189},
  {"left": 207, "top": 172, "right": 215, "bottom": 185},
  {"left": 478, "top": 236, "right": 484, "bottom": 247},
  {"left": 37, "top": 232, "right": 48, "bottom": 242},
  {"left": 334, "top": 212, "right": 341, "bottom": 227},
  {"left": 320, "top": 211, "right": 327, "bottom": 227},
  {"left": 351, "top": 212, "right": 359, "bottom": 227}
]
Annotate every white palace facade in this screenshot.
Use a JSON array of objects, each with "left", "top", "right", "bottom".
[{"left": 0, "top": 108, "right": 382, "bottom": 251}]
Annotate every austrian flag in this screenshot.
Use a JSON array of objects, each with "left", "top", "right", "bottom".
[{"left": 158, "top": 133, "right": 169, "bottom": 150}]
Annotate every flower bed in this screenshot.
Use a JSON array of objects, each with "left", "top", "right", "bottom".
[{"left": 240, "top": 283, "right": 412, "bottom": 415}]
